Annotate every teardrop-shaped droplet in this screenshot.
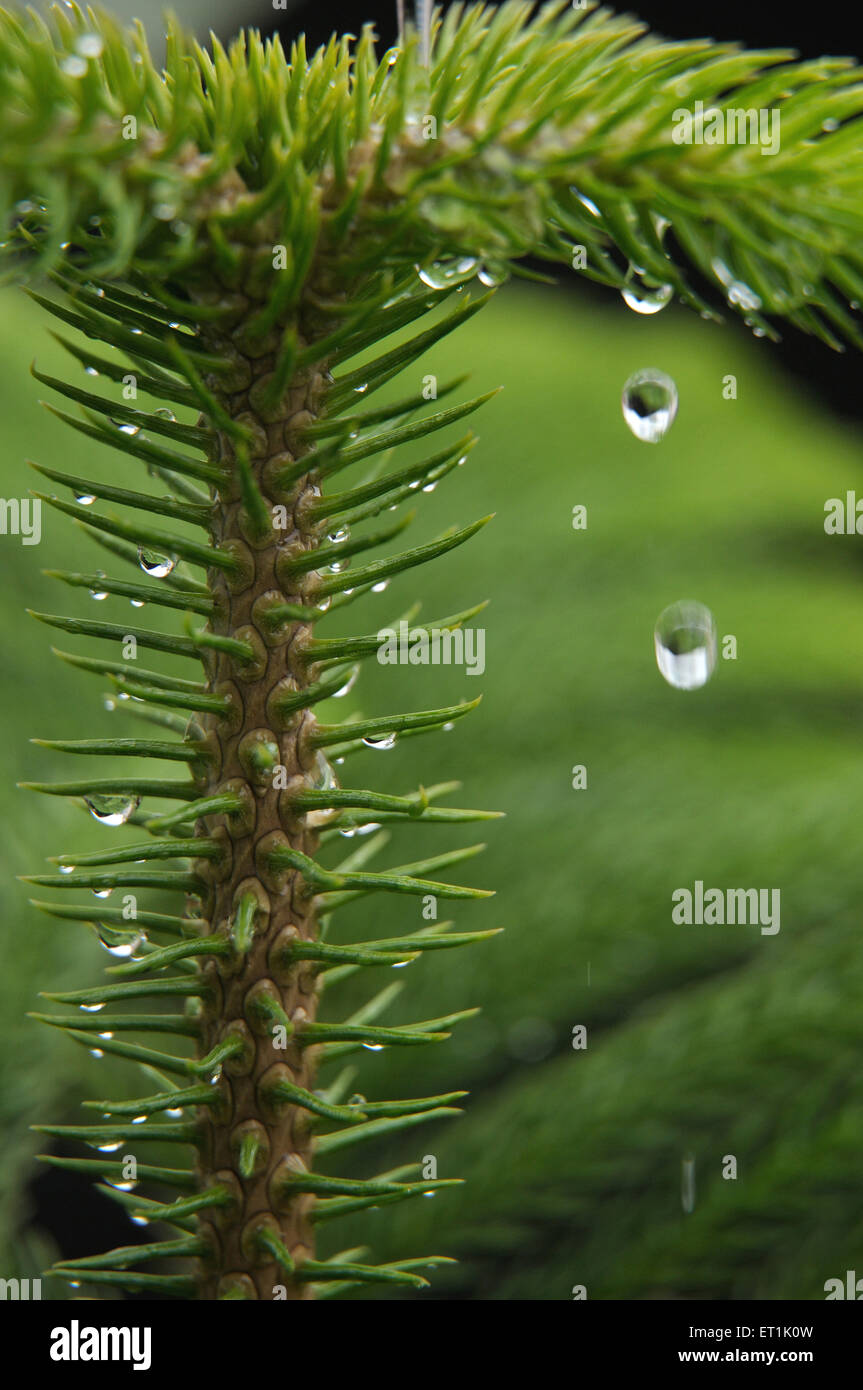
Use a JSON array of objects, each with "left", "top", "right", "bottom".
[
  {"left": 621, "top": 280, "right": 673, "bottom": 315},
  {"left": 332, "top": 668, "right": 359, "bottom": 699},
  {"left": 621, "top": 368, "right": 678, "bottom": 443},
  {"left": 85, "top": 793, "right": 140, "bottom": 827},
  {"left": 654, "top": 600, "right": 717, "bottom": 692},
  {"left": 417, "top": 257, "right": 479, "bottom": 290},
  {"left": 362, "top": 732, "right": 397, "bottom": 751},
  {"left": 137, "top": 547, "right": 176, "bottom": 578},
  {"left": 477, "top": 261, "right": 508, "bottom": 288}
]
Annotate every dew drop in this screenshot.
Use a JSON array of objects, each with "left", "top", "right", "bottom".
[
  {"left": 362, "top": 1043, "right": 385, "bottom": 1052},
  {"left": 137, "top": 547, "right": 176, "bottom": 578},
  {"left": 371, "top": 580, "right": 389, "bottom": 594},
  {"left": 362, "top": 732, "right": 397, "bottom": 751},
  {"left": 442, "top": 721, "right": 455, "bottom": 732},
  {"left": 332, "top": 668, "right": 359, "bottom": 699},
  {"left": 59, "top": 864, "right": 75, "bottom": 876},
  {"left": 477, "top": 261, "right": 508, "bottom": 288},
  {"left": 85, "top": 793, "right": 140, "bottom": 827},
  {"left": 96, "top": 1141, "right": 122, "bottom": 1153},
  {"left": 75, "top": 491, "right": 96, "bottom": 505},
  {"left": 416, "top": 257, "right": 479, "bottom": 290},
  {"left": 89, "top": 571, "right": 109, "bottom": 600},
  {"left": 621, "top": 368, "right": 678, "bottom": 443},
  {"left": 621, "top": 279, "right": 673, "bottom": 315},
  {"left": 107, "top": 1179, "right": 136, "bottom": 1192},
  {"left": 339, "top": 821, "right": 382, "bottom": 839},
  {"left": 165, "top": 1106, "right": 183, "bottom": 1118},
  {"left": 92, "top": 887, "right": 113, "bottom": 900},
  {"left": 84, "top": 366, "right": 99, "bottom": 377},
  {"left": 130, "top": 598, "right": 145, "bottom": 608},
  {"left": 89, "top": 1049, "right": 105, "bottom": 1059},
  {"left": 571, "top": 189, "right": 601, "bottom": 219},
  {"left": 421, "top": 480, "right": 438, "bottom": 493},
  {"left": 113, "top": 419, "right": 142, "bottom": 436},
  {"left": 153, "top": 407, "right": 177, "bottom": 421},
  {"left": 130, "top": 1215, "right": 149, "bottom": 1228},
  {"left": 60, "top": 55, "right": 88, "bottom": 78},
  {"left": 654, "top": 600, "right": 717, "bottom": 692},
  {"left": 328, "top": 526, "right": 350, "bottom": 544},
  {"left": 79, "top": 1002, "right": 105, "bottom": 1013},
  {"left": 822, "top": 117, "right": 839, "bottom": 133},
  {"left": 76, "top": 33, "right": 104, "bottom": 58},
  {"left": 132, "top": 1115, "right": 147, "bottom": 1125}
]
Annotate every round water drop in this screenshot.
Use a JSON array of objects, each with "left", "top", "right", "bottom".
[
  {"left": 137, "top": 547, "right": 176, "bottom": 578},
  {"left": 328, "top": 526, "right": 350, "bottom": 545},
  {"left": 61, "top": 55, "right": 88, "bottom": 78},
  {"left": 85, "top": 793, "right": 140, "bottom": 826},
  {"left": 75, "top": 491, "right": 96, "bottom": 506},
  {"left": 654, "top": 600, "right": 717, "bottom": 692},
  {"left": 362, "top": 732, "right": 397, "bottom": 751},
  {"left": 417, "top": 257, "right": 479, "bottom": 291},
  {"left": 327, "top": 558, "right": 349, "bottom": 574},
  {"left": 76, "top": 33, "right": 104, "bottom": 58},
  {"left": 621, "top": 280, "right": 673, "bottom": 315},
  {"left": 621, "top": 368, "right": 678, "bottom": 443},
  {"left": 153, "top": 407, "right": 177, "bottom": 422}
]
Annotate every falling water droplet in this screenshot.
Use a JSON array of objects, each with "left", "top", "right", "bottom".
[
  {"left": 85, "top": 793, "right": 140, "bottom": 826},
  {"left": 621, "top": 279, "right": 674, "bottom": 315},
  {"left": 75, "top": 491, "right": 96, "bottom": 506},
  {"left": 137, "top": 547, "right": 176, "bottom": 578},
  {"left": 681, "top": 1153, "right": 696, "bottom": 1213},
  {"left": 621, "top": 368, "right": 678, "bottom": 443},
  {"left": 654, "top": 601, "right": 717, "bottom": 692},
  {"left": 362, "top": 732, "right": 397, "bottom": 751},
  {"left": 417, "top": 257, "right": 479, "bottom": 290}
]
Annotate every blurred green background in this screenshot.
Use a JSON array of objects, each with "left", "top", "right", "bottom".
[{"left": 2, "top": 270, "right": 863, "bottom": 1299}]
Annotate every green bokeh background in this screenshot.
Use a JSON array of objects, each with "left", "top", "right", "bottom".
[{"left": 1, "top": 273, "right": 862, "bottom": 1298}]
